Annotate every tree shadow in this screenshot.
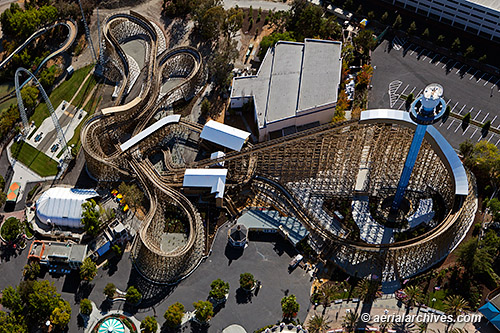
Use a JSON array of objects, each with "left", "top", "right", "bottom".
[
  {"left": 235, "top": 287, "right": 253, "bottom": 304},
  {"left": 74, "top": 281, "right": 94, "bottom": 303},
  {"left": 189, "top": 321, "right": 209, "bottom": 333},
  {"left": 100, "top": 299, "right": 113, "bottom": 313}
]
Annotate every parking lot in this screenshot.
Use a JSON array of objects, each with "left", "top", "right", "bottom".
[{"left": 370, "top": 38, "right": 500, "bottom": 149}]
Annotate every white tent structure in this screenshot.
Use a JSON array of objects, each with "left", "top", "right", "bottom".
[
  {"left": 200, "top": 120, "right": 250, "bottom": 151},
  {"left": 36, "top": 187, "right": 99, "bottom": 228}
]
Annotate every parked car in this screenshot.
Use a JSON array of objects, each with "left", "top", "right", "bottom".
[
  {"left": 34, "top": 132, "right": 43, "bottom": 142},
  {"left": 50, "top": 144, "right": 59, "bottom": 152}
]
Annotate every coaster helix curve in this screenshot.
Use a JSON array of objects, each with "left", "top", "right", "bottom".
[{"left": 80, "top": 12, "right": 206, "bottom": 284}]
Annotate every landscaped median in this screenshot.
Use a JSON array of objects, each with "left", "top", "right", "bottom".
[{"left": 10, "top": 141, "right": 59, "bottom": 177}]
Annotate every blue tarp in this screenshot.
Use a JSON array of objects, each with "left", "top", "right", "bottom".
[
  {"left": 96, "top": 241, "right": 111, "bottom": 257},
  {"left": 479, "top": 302, "right": 500, "bottom": 321}
]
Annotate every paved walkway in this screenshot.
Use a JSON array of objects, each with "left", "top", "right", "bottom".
[{"left": 305, "top": 296, "right": 485, "bottom": 332}]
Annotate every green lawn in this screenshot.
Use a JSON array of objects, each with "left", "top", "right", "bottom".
[
  {"left": 424, "top": 289, "right": 448, "bottom": 311},
  {"left": 72, "top": 74, "right": 97, "bottom": 109},
  {"left": 31, "top": 64, "right": 94, "bottom": 127},
  {"left": 10, "top": 141, "right": 59, "bottom": 177},
  {"left": 0, "top": 83, "right": 16, "bottom": 117}
]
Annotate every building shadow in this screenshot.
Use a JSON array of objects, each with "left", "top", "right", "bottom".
[{"left": 224, "top": 243, "right": 244, "bottom": 265}]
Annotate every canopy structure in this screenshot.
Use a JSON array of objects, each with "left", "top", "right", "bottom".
[
  {"left": 36, "top": 187, "right": 99, "bottom": 228},
  {"left": 479, "top": 302, "right": 500, "bottom": 321},
  {"left": 200, "top": 120, "right": 250, "bottom": 151},
  {"left": 6, "top": 182, "right": 20, "bottom": 202},
  {"left": 183, "top": 168, "right": 228, "bottom": 199},
  {"left": 97, "top": 318, "right": 125, "bottom": 333}
]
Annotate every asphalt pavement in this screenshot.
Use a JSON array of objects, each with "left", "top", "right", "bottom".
[{"left": 370, "top": 38, "right": 500, "bottom": 150}]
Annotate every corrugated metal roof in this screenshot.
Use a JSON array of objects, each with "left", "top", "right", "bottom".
[
  {"left": 120, "top": 115, "right": 181, "bottom": 151},
  {"left": 360, "top": 109, "right": 468, "bottom": 196},
  {"left": 183, "top": 169, "right": 228, "bottom": 198},
  {"left": 200, "top": 120, "right": 250, "bottom": 151}
]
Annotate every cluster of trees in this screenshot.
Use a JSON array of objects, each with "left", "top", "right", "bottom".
[
  {"left": 260, "top": 0, "right": 342, "bottom": 58},
  {"left": 0, "top": 3, "right": 58, "bottom": 41},
  {"left": 1, "top": 217, "right": 22, "bottom": 242},
  {"left": 118, "top": 182, "right": 145, "bottom": 212},
  {"left": 460, "top": 140, "right": 500, "bottom": 197},
  {"left": 0, "top": 280, "right": 71, "bottom": 331},
  {"left": 80, "top": 198, "right": 116, "bottom": 236}
]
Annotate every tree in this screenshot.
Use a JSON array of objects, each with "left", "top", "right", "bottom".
[
  {"left": 471, "top": 141, "right": 500, "bottom": 193},
  {"left": 50, "top": 300, "right": 71, "bottom": 329},
  {"left": 367, "top": 11, "right": 375, "bottom": 21},
  {"left": 140, "top": 316, "right": 158, "bottom": 333},
  {"left": 456, "top": 237, "right": 493, "bottom": 278},
  {"left": 0, "top": 174, "right": 6, "bottom": 190},
  {"left": 209, "top": 38, "right": 238, "bottom": 92},
  {"left": 81, "top": 199, "right": 101, "bottom": 236},
  {"left": 342, "top": 44, "right": 355, "bottom": 66},
  {"left": 0, "top": 191, "right": 5, "bottom": 208},
  {"left": 354, "top": 278, "right": 382, "bottom": 302},
  {"left": 118, "top": 182, "right": 144, "bottom": 210},
  {"left": 193, "top": 300, "right": 214, "bottom": 322},
  {"left": 407, "top": 21, "right": 417, "bottom": 35},
  {"left": 357, "top": 64, "right": 374, "bottom": 88},
  {"left": 164, "top": 302, "right": 185, "bottom": 328},
  {"left": 333, "top": 90, "right": 349, "bottom": 123},
  {"left": 392, "top": 15, "right": 402, "bottom": 30},
  {"left": 239, "top": 273, "right": 255, "bottom": 290},
  {"left": 381, "top": 11, "right": 389, "bottom": 23},
  {"left": 307, "top": 313, "right": 331, "bottom": 333},
  {"left": 23, "top": 262, "right": 40, "bottom": 280},
  {"left": 342, "top": 311, "right": 359, "bottom": 332},
  {"left": 39, "top": 66, "right": 56, "bottom": 89},
  {"left": 281, "top": 294, "right": 300, "bottom": 318},
  {"left": 464, "top": 45, "right": 474, "bottom": 59},
  {"left": 258, "top": 31, "right": 296, "bottom": 58},
  {"left": 404, "top": 285, "right": 422, "bottom": 308},
  {"left": 483, "top": 120, "right": 491, "bottom": 133},
  {"left": 0, "top": 311, "right": 27, "bottom": 332},
  {"left": 223, "top": 7, "right": 243, "bottom": 37},
  {"left": 459, "top": 139, "right": 474, "bottom": 165},
  {"left": 193, "top": 0, "right": 225, "bottom": 40},
  {"left": 209, "top": 278, "right": 229, "bottom": 300},
  {"left": 479, "top": 54, "right": 487, "bottom": 63},
  {"left": 444, "top": 295, "right": 469, "bottom": 328},
  {"left": 200, "top": 99, "right": 212, "bottom": 116},
  {"left": 353, "top": 29, "right": 376, "bottom": 56},
  {"left": 463, "top": 112, "right": 471, "bottom": 124},
  {"left": 1, "top": 217, "right": 21, "bottom": 242},
  {"left": 125, "top": 286, "right": 142, "bottom": 304},
  {"left": 79, "top": 257, "right": 97, "bottom": 282},
  {"left": 103, "top": 283, "right": 116, "bottom": 298},
  {"left": 0, "top": 286, "right": 23, "bottom": 314},
  {"left": 437, "top": 34, "right": 445, "bottom": 45},
  {"left": 79, "top": 298, "right": 92, "bottom": 315},
  {"left": 422, "top": 28, "right": 430, "bottom": 38},
  {"left": 451, "top": 37, "right": 461, "bottom": 51}
]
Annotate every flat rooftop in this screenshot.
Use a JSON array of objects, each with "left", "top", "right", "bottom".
[
  {"left": 30, "top": 241, "right": 87, "bottom": 262},
  {"left": 231, "top": 39, "right": 342, "bottom": 129},
  {"left": 236, "top": 209, "right": 308, "bottom": 246}
]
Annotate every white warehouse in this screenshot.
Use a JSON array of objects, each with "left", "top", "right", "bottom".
[{"left": 230, "top": 39, "right": 342, "bottom": 142}]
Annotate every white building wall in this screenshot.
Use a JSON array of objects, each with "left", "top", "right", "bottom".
[
  {"left": 384, "top": 0, "right": 500, "bottom": 42},
  {"left": 258, "top": 105, "right": 336, "bottom": 141}
]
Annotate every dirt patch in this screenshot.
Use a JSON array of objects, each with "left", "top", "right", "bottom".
[{"left": 237, "top": 9, "right": 274, "bottom": 66}]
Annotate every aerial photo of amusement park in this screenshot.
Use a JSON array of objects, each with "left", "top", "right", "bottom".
[{"left": 1, "top": 0, "right": 500, "bottom": 331}]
